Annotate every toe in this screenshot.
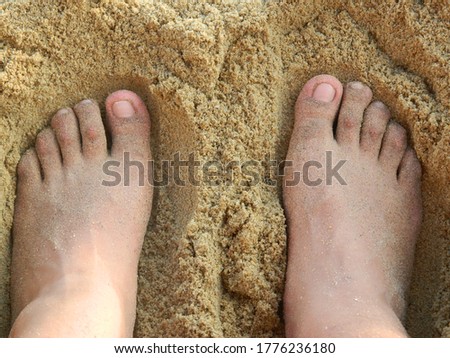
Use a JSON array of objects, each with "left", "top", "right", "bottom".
[
  {"left": 336, "top": 81, "right": 373, "bottom": 146},
  {"left": 105, "top": 90, "right": 151, "bottom": 159},
  {"left": 51, "top": 108, "right": 82, "bottom": 166},
  {"left": 293, "top": 74, "right": 343, "bottom": 142},
  {"left": 17, "top": 149, "right": 42, "bottom": 186},
  {"left": 360, "top": 101, "right": 391, "bottom": 156},
  {"left": 73, "top": 99, "right": 108, "bottom": 159},
  {"left": 379, "top": 121, "right": 408, "bottom": 174},
  {"left": 398, "top": 147, "right": 423, "bottom": 226},
  {"left": 35, "top": 128, "right": 62, "bottom": 180},
  {"left": 398, "top": 147, "right": 422, "bottom": 186}
]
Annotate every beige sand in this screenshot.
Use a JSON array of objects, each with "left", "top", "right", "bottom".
[{"left": 0, "top": 0, "right": 448, "bottom": 337}]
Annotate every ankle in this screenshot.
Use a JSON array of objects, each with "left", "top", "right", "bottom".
[
  {"left": 10, "top": 280, "right": 131, "bottom": 337},
  {"left": 286, "top": 302, "right": 407, "bottom": 338}
]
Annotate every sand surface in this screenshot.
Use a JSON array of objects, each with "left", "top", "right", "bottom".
[{"left": 0, "top": 0, "right": 449, "bottom": 337}]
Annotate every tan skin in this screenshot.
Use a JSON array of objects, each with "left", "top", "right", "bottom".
[
  {"left": 283, "top": 75, "right": 421, "bottom": 337},
  {"left": 10, "top": 91, "right": 153, "bottom": 337},
  {"left": 9, "top": 75, "right": 421, "bottom": 337}
]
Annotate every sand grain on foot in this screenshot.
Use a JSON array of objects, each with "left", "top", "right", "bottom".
[{"left": 0, "top": 0, "right": 448, "bottom": 337}]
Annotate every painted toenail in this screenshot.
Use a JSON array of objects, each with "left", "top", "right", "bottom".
[
  {"left": 312, "top": 83, "right": 336, "bottom": 102},
  {"left": 113, "top": 100, "right": 136, "bottom": 118},
  {"left": 349, "top": 81, "right": 364, "bottom": 89}
]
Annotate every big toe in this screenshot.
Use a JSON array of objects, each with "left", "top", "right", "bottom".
[
  {"left": 292, "top": 74, "right": 343, "bottom": 143},
  {"left": 105, "top": 90, "right": 151, "bottom": 159}
]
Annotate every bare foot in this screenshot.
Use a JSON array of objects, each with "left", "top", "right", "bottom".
[
  {"left": 10, "top": 91, "right": 153, "bottom": 337},
  {"left": 283, "top": 75, "right": 422, "bottom": 337}
]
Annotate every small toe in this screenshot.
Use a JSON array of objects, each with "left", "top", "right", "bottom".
[
  {"left": 336, "top": 81, "right": 373, "bottom": 146},
  {"left": 360, "top": 101, "right": 391, "bottom": 156},
  {"left": 398, "top": 147, "right": 422, "bottom": 226},
  {"left": 51, "top": 108, "right": 82, "bottom": 165},
  {"left": 398, "top": 147, "right": 422, "bottom": 186},
  {"left": 293, "top": 74, "right": 343, "bottom": 142},
  {"left": 379, "top": 121, "right": 408, "bottom": 174},
  {"left": 35, "top": 128, "right": 62, "bottom": 180},
  {"left": 73, "top": 99, "right": 107, "bottom": 159},
  {"left": 105, "top": 90, "right": 151, "bottom": 159},
  {"left": 17, "top": 149, "right": 42, "bottom": 186}
]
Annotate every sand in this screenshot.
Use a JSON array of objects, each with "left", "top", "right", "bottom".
[{"left": 0, "top": 0, "right": 448, "bottom": 337}]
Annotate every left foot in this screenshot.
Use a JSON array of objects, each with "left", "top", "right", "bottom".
[{"left": 10, "top": 91, "right": 153, "bottom": 337}]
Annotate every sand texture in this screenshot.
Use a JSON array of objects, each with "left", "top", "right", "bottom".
[{"left": 0, "top": 0, "right": 449, "bottom": 337}]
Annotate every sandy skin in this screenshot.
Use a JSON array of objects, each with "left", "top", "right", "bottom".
[
  {"left": 9, "top": 75, "right": 422, "bottom": 337},
  {"left": 283, "top": 75, "right": 422, "bottom": 337},
  {"left": 10, "top": 91, "right": 153, "bottom": 337}
]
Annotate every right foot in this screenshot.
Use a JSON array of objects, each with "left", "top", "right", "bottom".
[
  {"left": 283, "top": 75, "right": 422, "bottom": 337},
  {"left": 10, "top": 91, "right": 153, "bottom": 337}
]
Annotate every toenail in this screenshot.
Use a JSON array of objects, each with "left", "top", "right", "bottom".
[
  {"left": 349, "top": 81, "right": 365, "bottom": 89},
  {"left": 312, "top": 83, "right": 336, "bottom": 103},
  {"left": 113, "top": 100, "right": 136, "bottom": 118},
  {"left": 79, "top": 99, "right": 93, "bottom": 105},
  {"left": 57, "top": 108, "right": 69, "bottom": 116},
  {"left": 373, "top": 100, "right": 387, "bottom": 109}
]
